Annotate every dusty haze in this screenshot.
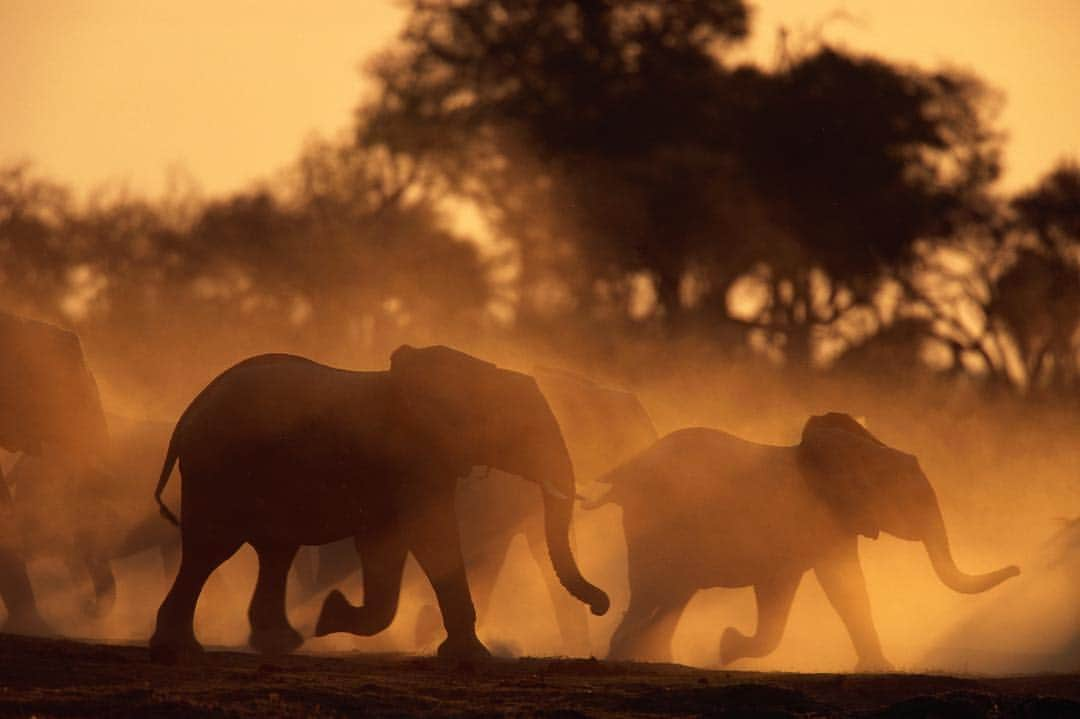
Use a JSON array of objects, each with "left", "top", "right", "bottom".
[{"left": 2, "top": 0, "right": 1078, "bottom": 680}]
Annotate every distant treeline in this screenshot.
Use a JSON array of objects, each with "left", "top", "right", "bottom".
[{"left": 2, "top": 0, "right": 1078, "bottom": 411}]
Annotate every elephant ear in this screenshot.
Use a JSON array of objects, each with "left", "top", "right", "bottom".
[
  {"left": 797, "top": 413, "right": 890, "bottom": 539},
  {"left": 388, "top": 345, "right": 499, "bottom": 472}
]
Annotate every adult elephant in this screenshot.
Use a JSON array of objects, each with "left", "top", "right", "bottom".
[
  {"left": 149, "top": 346, "right": 609, "bottom": 663},
  {"left": 0, "top": 311, "right": 110, "bottom": 636},
  {"left": 589, "top": 412, "right": 1019, "bottom": 670},
  {"left": 10, "top": 415, "right": 179, "bottom": 618},
  {"left": 295, "top": 366, "right": 658, "bottom": 655},
  {"left": 535, "top": 367, "right": 659, "bottom": 486}
]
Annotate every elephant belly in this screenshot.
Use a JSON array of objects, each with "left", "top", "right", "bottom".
[
  {"left": 627, "top": 508, "right": 813, "bottom": 591},
  {"left": 180, "top": 439, "right": 397, "bottom": 548}
]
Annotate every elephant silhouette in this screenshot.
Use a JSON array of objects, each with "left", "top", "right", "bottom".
[
  {"left": 0, "top": 310, "right": 110, "bottom": 636},
  {"left": 588, "top": 412, "right": 1020, "bottom": 670},
  {"left": 10, "top": 415, "right": 179, "bottom": 621},
  {"left": 293, "top": 365, "right": 658, "bottom": 655},
  {"left": 149, "top": 345, "right": 609, "bottom": 663}
]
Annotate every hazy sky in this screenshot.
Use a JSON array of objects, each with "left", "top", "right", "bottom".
[{"left": 2, "top": 1, "right": 1077, "bottom": 197}]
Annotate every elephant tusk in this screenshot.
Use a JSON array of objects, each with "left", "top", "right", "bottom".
[
  {"left": 578, "top": 484, "right": 614, "bottom": 510},
  {"left": 540, "top": 477, "right": 570, "bottom": 501}
]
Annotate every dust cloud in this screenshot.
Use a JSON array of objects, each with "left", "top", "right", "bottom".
[
  {"left": 3, "top": 0, "right": 1078, "bottom": 676},
  {"left": 1, "top": 243, "right": 1075, "bottom": 676}
]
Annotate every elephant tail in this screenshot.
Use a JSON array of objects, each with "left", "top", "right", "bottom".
[{"left": 154, "top": 434, "right": 180, "bottom": 527}]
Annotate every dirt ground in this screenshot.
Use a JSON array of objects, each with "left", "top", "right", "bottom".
[{"left": 0, "top": 635, "right": 1077, "bottom": 718}]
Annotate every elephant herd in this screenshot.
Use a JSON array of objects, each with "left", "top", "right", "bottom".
[{"left": 0, "top": 309, "right": 1020, "bottom": 670}]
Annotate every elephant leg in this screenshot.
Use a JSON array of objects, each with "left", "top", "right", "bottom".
[
  {"left": 637, "top": 590, "right": 694, "bottom": 663},
  {"left": 314, "top": 533, "right": 407, "bottom": 638},
  {"left": 415, "top": 531, "right": 511, "bottom": 648},
  {"left": 408, "top": 503, "right": 490, "bottom": 660},
  {"left": 150, "top": 529, "right": 243, "bottom": 664},
  {"left": 465, "top": 533, "right": 514, "bottom": 630},
  {"left": 525, "top": 520, "right": 590, "bottom": 656},
  {"left": 607, "top": 589, "right": 663, "bottom": 661},
  {"left": 292, "top": 540, "right": 361, "bottom": 606},
  {"left": 80, "top": 552, "right": 116, "bottom": 620},
  {"left": 608, "top": 587, "right": 692, "bottom": 663},
  {"left": 289, "top": 546, "right": 318, "bottom": 598},
  {"left": 814, "top": 541, "right": 891, "bottom": 671},
  {"left": 116, "top": 512, "right": 180, "bottom": 563},
  {"left": 721, "top": 573, "right": 801, "bottom": 665},
  {"left": 161, "top": 538, "right": 181, "bottom": 582},
  {"left": 0, "top": 469, "right": 51, "bottom": 636},
  {"left": 608, "top": 539, "right": 668, "bottom": 662},
  {"left": 0, "top": 547, "right": 51, "bottom": 636},
  {"left": 248, "top": 543, "right": 302, "bottom": 655}
]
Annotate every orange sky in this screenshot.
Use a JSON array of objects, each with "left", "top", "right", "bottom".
[{"left": 2, "top": 0, "right": 1077, "bottom": 197}]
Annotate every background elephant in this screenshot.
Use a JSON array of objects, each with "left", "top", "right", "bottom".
[
  {"left": 149, "top": 345, "right": 609, "bottom": 663},
  {"left": 293, "top": 366, "right": 658, "bottom": 655},
  {"left": 0, "top": 310, "right": 110, "bottom": 636},
  {"left": 10, "top": 414, "right": 179, "bottom": 620},
  {"left": 589, "top": 412, "right": 1019, "bottom": 670}
]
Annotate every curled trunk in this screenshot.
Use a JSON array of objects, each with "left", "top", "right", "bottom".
[
  {"left": 921, "top": 499, "right": 1019, "bottom": 594},
  {"left": 542, "top": 482, "right": 609, "bottom": 616}
]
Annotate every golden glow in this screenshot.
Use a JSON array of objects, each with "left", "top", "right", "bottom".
[
  {"left": 0, "top": 0, "right": 406, "bottom": 196},
  {"left": 1, "top": 1, "right": 1077, "bottom": 196}
]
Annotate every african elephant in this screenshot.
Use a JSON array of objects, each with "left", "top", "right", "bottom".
[
  {"left": 0, "top": 311, "right": 110, "bottom": 636},
  {"left": 149, "top": 345, "right": 609, "bottom": 663},
  {"left": 294, "top": 366, "right": 657, "bottom": 655},
  {"left": 589, "top": 412, "right": 1020, "bottom": 670},
  {"left": 10, "top": 415, "right": 179, "bottom": 619}
]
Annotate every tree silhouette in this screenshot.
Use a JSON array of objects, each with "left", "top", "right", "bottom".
[
  {"left": 365, "top": 0, "right": 750, "bottom": 325},
  {"left": 363, "top": 1, "right": 1002, "bottom": 368},
  {"left": 0, "top": 140, "right": 493, "bottom": 411},
  {"left": 993, "top": 163, "right": 1080, "bottom": 394}
]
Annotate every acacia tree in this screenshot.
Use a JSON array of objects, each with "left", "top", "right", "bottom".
[
  {"left": 0, "top": 142, "right": 493, "bottom": 411},
  {"left": 364, "top": 0, "right": 751, "bottom": 326},
  {"left": 363, "top": 0, "right": 1002, "bottom": 368},
  {"left": 720, "top": 48, "right": 1001, "bottom": 366},
  {"left": 870, "top": 163, "right": 1080, "bottom": 398},
  {"left": 994, "top": 163, "right": 1080, "bottom": 394}
]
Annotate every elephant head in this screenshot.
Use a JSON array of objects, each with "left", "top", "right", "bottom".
[
  {"left": 798, "top": 412, "right": 1019, "bottom": 594},
  {"left": 388, "top": 344, "right": 610, "bottom": 616},
  {"left": 533, "top": 367, "right": 659, "bottom": 484},
  {"left": 0, "top": 311, "right": 109, "bottom": 465}
]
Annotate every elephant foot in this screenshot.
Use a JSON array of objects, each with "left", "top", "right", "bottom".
[
  {"left": 854, "top": 655, "right": 894, "bottom": 673},
  {"left": 1, "top": 609, "right": 54, "bottom": 638},
  {"left": 149, "top": 631, "right": 204, "bottom": 665},
  {"left": 314, "top": 589, "right": 351, "bottom": 637},
  {"left": 315, "top": 589, "right": 396, "bottom": 638},
  {"left": 719, "top": 627, "right": 748, "bottom": 665},
  {"left": 437, "top": 633, "right": 491, "bottom": 661},
  {"left": 249, "top": 626, "right": 304, "bottom": 656},
  {"left": 314, "top": 589, "right": 353, "bottom": 637}
]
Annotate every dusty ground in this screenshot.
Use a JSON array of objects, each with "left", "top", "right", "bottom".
[{"left": 0, "top": 636, "right": 1078, "bottom": 717}]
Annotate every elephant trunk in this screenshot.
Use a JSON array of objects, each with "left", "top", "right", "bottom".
[
  {"left": 542, "top": 487, "right": 609, "bottom": 616},
  {"left": 920, "top": 498, "right": 1019, "bottom": 594}
]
